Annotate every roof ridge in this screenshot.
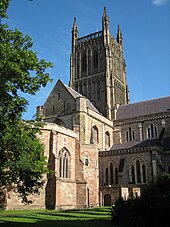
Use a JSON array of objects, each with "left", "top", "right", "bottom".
[
  {"left": 63, "top": 83, "right": 83, "bottom": 98},
  {"left": 119, "top": 95, "right": 170, "bottom": 108}
]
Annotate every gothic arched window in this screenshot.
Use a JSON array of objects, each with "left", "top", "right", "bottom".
[
  {"left": 82, "top": 53, "right": 87, "bottom": 72},
  {"left": 91, "top": 126, "right": 98, "bottom": 144},
  {"left": 59, "top": 148, "right": 70, "bottom": 178},
  {"left": 136, "top": 159, "right": 141, "bottom": 183},
  {"left": 105, "top": 167, "right": 108, "bottom": 185},
  {"left": 110, "top": 162, "right": 113, "bottom": 185},
  {"left": 105, "top": 131, "right": 110, "bottom": 147},
  {"left": 130, "top": 159, "right": 147, "bottom": 184},
  {"left": 142, "top": 164, "right": 146, "bottom": 183},
  {"left": 93, "top": 51, "right": 98, "bottom": 68},
  {"left": 126, "top": 127, "right": 135, "bottom": 142},
  {"left": 147, "top": 123, "right": 158, "bottom": 139}
]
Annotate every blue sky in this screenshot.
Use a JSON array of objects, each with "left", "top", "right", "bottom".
[{"left": 5, "top": 0, "right": 170, "bottom": 120}]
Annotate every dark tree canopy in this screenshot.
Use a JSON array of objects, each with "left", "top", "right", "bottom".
[{"left": 0, "top": 0, "right": 53, "bottom": 204}]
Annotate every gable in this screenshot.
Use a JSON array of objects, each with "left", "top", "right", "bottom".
[{"left": 43, "top": 80, "right": 76, "bottom": 118}]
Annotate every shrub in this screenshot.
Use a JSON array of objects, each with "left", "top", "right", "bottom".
[{"left": 112, "top": 175, "right": 170, "bottom": 227}]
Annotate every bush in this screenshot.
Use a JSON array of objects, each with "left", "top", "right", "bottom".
[{"left": 112, "top": 175, "right": 170, "bottom": 227}]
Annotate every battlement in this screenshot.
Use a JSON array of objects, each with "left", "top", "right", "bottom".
[{"left": 78, "top": 30, "right": 102, "bottom": 43}]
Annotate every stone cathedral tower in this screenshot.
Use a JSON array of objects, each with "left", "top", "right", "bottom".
[{"left": 70, "top": 7, "right": 129, "bottom": 120}]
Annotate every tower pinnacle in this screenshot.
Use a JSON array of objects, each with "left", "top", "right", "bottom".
[
  {"left": 72, "top": 17, "right": 78, "bottom": 31},
  {"left": 116, "top": 24, "right": 123, "bottom": 46},
  {"left": 102, "top": 6, "right": 109, "bottom": 29}
]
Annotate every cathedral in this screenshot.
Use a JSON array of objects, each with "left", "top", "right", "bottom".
[{"left": 6, "top": 7, "right": 170, "bottom": 209}]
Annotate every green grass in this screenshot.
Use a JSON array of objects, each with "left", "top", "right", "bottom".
[{"left": 0, "top": 207, "right": 114, "bottom": 227}]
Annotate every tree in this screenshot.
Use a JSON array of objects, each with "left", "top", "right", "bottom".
[{"left": 0, "top": 0, "right": 53, "bottom": 205}]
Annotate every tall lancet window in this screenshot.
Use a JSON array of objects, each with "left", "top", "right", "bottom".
[
  {"left": 93, "top": 51, "right": 98, "bottom": 68},
  {"left": 105, "top": 167, "right": 108, "bottom": 185},
  {"left": 105, "top": 131, "right": 110, "bottom": 147},
  {"left": 82, "top": 53, "right": 87, "bottom": 72},
  {"left": 110, "top": 162, "right": 114, "bottom": 184},
  {"left": 91, "top": 126, "right": 98, "bottom": 144},
  {"left": 136, "top": 159, "right": 141, "bottom": 183},
  {"left": 59, "top": 148, "right": 70, "bottom": 178}
]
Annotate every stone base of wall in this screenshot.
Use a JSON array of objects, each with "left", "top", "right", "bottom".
[{"left": 6, "top": 188, "right": 46, "bottom": 210}]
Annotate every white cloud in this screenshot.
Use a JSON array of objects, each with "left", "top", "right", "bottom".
[{"left": 152, "top": 0, "right": 169, "bottom": 6}]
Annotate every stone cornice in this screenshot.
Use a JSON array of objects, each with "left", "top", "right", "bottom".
[
  {"left": 114, "top": 113, "right": 170, "bottom": 126},
  {"left": 41, "top": 123, "right": 77, "bottom": 138},
  {"left": 99, "top": 145, "right": 162, "bottom": 157}
]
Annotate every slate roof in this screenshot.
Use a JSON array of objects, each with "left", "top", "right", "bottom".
[
  {"left": 63, "top": 83, "right": 99, "bottom": 113},
  {"left": 116, "top": 96, "right": 170, "bottom": 120},
  {"left": 110, "top": 137, "right": 170, "bottom": 151}
]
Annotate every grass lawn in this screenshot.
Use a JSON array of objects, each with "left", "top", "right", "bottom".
[{"left": 0, "top": 207, "right": 114, "bottom": 227}]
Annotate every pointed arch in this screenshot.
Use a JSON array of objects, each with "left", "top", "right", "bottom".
[
  {"left": 59, "top": 148, "right": 70, "bottom": 178},
  {"left": 142, "top": 164, "right": 146, "bottom": 183},
  {"left": 82, "top": 53, "right": 87, "bottom": 72},
  {"left": 104, "top": 194, "right": 111, "bottom": 206},
  {"left": 110, "top": 162, "right": 113, "bottom": 185},
  {"left": 93, "top": 50, "right": 98, "bottom": 68},
  {"left": 136, "top": 159, "right": 141, "bottom": 183},
  {"left": 129, "top": 157, "right": 147, "bottom": 184},
  {"left": 105, "top": 167, "right": 108, "bottom": 185},
  {"left": 147, "top": 123, "right": 158, "bottom": 139},
  {"left": 91, "top": 125, "right": 99, "bottom": 144},
  {"left": 105, "top": 131, "right": 110, "bottom": 147}
]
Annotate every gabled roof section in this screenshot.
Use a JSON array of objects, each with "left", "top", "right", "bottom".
[
  {"left": 64, "top": 83, "right": 83, "bottom": 99},
  {"left": 110, "top": 137, "right": 170, "bottom": 151},
  {"left": 116, "top": 96, "right": 170, "bottom": 120},
  {"left": 62, "top": 81, "right": 99, "bottom": 113}
]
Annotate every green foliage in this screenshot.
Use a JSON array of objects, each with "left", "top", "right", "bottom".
[
  {"left": 112, "top": 175, "right": 170, "bottom": 227},
  {"left": 0, "top": 0, "right": 53, "bottom": 205},
  {"left": 0, "top": 0, "right": 9, "bottom": 19}
]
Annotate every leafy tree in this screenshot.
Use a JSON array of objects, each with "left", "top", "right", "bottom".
[{"left": 0, "top": 0, "right": 53, "bottom": 205}]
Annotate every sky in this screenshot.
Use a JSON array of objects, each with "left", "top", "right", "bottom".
[{"left": 4, "top": 0, "right": 170, "bottom": 120}]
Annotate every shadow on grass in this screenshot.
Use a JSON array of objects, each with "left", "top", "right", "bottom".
[
  {"left": 0, "top": 207, "right": 114, "bottom": 227},
  {"left": 0, "top": 219, "right": 113, "bottom": 227}
]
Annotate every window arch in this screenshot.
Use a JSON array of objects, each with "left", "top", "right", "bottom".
[
  {"left": 104, "top": 194, "right": 111, "bottom": 206},
  {"left": 105, "top": 167, "right": 108, "bottom": 185},
  {"left": 59, "top": 148, "right": 70, "bottom": 178},
  {"left": 91, "top": 126, "right": 98, "bottom": 144},
  {"left": 110, "top": 162, "right": 113, "bottom": 185},
  {"left": 130, "top": 158, "right": 147, "bottom": 184},
  {"left": 82, "top": 53, "right": 86, "bottom": 72},
  {"left": 147, "top": 123, "right": 158, "bottom": 139},
  {"left": 93, "top": 51, "right": 98, "bottom": 68},
  {"left": 136, "top": 159, "right": 141, "bottom": 183},
  {"left": 104, "top": 161, "right": 118, "bottom": 186},
  {"left": 126, "top": 127, "right": 135, "bottom": 142},
  {"left": 142, "top": 164, "right": 146, "bottom": 183},
  {"left": 105, "top": 131, "right": 110, "bottom": 147}
]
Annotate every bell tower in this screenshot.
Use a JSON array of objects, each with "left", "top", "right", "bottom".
[{"left": 70, "top": 7, "right": 129, "bottom": 120}]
